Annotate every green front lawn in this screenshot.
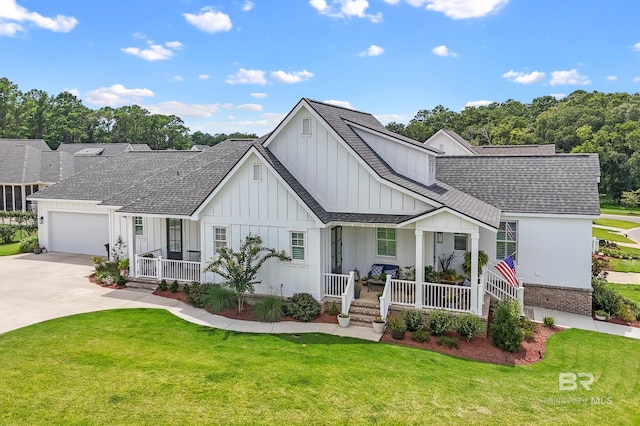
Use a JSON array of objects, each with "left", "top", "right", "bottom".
[
  {"left": 608, "top": 258, "right": 640, "bottom": 273},
  {"left": 593, "top": 228, "right": 635, "bottom": 243},
  {"left": 593, "top": 218, "right": 640, "bottom": 229},
  {"left": 610, "top": 284, "right": 640, "bottom": 304},
  {"left": 600, "top": 202, "right": 640, "bottom": 216},
  {"left": 0, "top": 241, "right": 20, "bottom": 256},
  {"left": 0, "top": 309, "right": 638, "bottom": 425}
]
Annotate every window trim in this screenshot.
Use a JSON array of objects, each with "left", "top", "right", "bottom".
[
  {"left": 252, "top": 163, "right": 262, "bottom": 182},
  {"left": 213, "top": 226, "right": 228, "bottom": 253},
  {"left": 376, "top": 227, "right": 397, "bottom": 258},
  {"left": 301, "top": 117, "right": 311, "bottom": 136},
  {"left": 134, "top": 216, "right": 144, "bottom": 237},
  {"left": 496, "top": 221, "right": 518, "bottom": 263},
  {"left": 290, "top": 231, "right": 305, "bottom": 262},
  {"left": 453, "top": 233, "right": 468, "bottom": 252}
]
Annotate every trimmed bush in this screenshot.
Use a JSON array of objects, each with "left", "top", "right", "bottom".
[
  {"left": 288, "top": 293, "right": 320, "bottom": 322},
  {"left": 616, "top": 304, "right": 636, "bottom": 322},
  {"left": 158, "top": 279, "right": 168, "bottom": 291},
  {"left": 115, "top": 274, "right": 127, "bottom": 286},
  {"left": 253, "top": 296, "right": 285, "bottom": 322},
  {"left": 205, "top": 285, "right": 235, "bottom": 312},
  {"left": 592, "top": 279, "right": 622, "bottom": 316},
  {"left": 183, "top": 283, "right": 191, "bottom": 294},
  {"left": 328, "top": 303, "right": 340, "bottom": 316},
  {"left": 186, "top": 282, "right": 211, "bottom": 308},
  {"left": 403, "top": 308, "right": 423, "bottom": 332},
  {"left": 454, "top": 314, "right": 483, "bottom": 341},
  {"left": 490, "top": 299, "right": 523, "bottom": 352},
  {"left": 411, "top": 329, "right": 430, "bottom": 343},
  {"left": 0, "top": 224, "right": 17, "bottom": 243},
  {"left": 19, "top": 235, "right": 38, "bottom": 253},
  {"left": 170, "top": 280, "right": 179, "bottom": 293},
  {"left": 543, "top": 316, "right": 556, "bottom": 328},
  {"left": 437, "top": 336, "right": 459, "bottom": 349},
  {"left": 427, "top": 309, "right": 451, "bottom": 336}
]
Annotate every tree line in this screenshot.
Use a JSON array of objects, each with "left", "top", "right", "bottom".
[
  {"left": 0, "top": 77, "right": 256, "bottom": 151},
  {"left": 387, "top": 90, "right": 640, "bottom": 201}
]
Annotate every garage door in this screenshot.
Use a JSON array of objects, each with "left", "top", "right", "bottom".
[{"left": 49, "top": 212, "right": 109, "bottom": 255}]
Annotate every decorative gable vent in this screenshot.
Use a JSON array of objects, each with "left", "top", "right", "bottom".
[
  {"left": 302, "top": 118, "right": 311, "bottom": 135},
  {"left": 252, "top": 163, "right": 262, "bottom": 182}
]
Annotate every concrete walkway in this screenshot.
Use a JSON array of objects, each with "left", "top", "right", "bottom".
[
  {"left": 0, "top": 252, "right": 382, "bottom": 341},
  {"left": 606, "top": 271, "right": 640, "bottom": 284},
  {"left": 2, "top": 252, "right": 638, "bottom": 341}
]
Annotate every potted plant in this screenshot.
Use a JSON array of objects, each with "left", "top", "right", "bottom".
[
  {"left": 463, "top": 250, "right": 489, "bottom": 277},
  {"left": 387, "top": 313, "right": 407, "bottom": 339},
  {"left": 92, "top": 255, "right": 104, "bottom": 270},
  {"left": 372, "top": 316, "right": 386, "bottom": 333},
  {"left": 594, "top": 310, "right": 609, "bottom": 321},
  {"left": 118, "top": 258, "right": 130, "bottom": 277},
  {"left": 354, "top": 280, "right": 363, "bottom": 299},
  {"left": 337, "top": 312, "right": 351, "bottom": 327}
]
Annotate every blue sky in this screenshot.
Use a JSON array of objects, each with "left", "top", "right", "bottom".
[{"left": 2, "top": 0, "right": 640, "bottom": 135}]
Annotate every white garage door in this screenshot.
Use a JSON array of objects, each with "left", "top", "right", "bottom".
[{"left": 49, "top": 212, "right": 109, "bottom": 255}]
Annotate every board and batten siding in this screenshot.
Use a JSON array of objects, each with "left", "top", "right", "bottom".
[
  {"left": 268, "top": 108, "right": 430, "bottom": 214},
  {"left": 425, "top": 132, "right": 473, "bottom": 156},
  {"left": 200, "top": 153, "right": 321, "bottom": 297}
]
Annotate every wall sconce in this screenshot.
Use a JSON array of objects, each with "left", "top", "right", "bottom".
[
  {"left": 39, "top": 216, "right": 44, "bottom": 224},
  {"left": 436, "top": 232, "right": 443, "bottom": 243}
]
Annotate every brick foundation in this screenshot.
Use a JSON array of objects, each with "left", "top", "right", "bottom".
[{"left": 523, "top": 283, "right": 592, "bottom": 316}]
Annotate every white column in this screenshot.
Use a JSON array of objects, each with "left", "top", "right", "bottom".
[
  {"left": 470, "top": 232, "right": 479, "bottom": 314},
  {"left": 125, "top": 215, "right": 135, "bottom": 277},
  {"left": 415, "top": 229, "right": 424, "bottom": 309}
]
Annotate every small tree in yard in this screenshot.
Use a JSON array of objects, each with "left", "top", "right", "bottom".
[
  {"left": 204, "top": 235, "right": 291, "bottom": 313},
  {"left": 620, "top": 190, "right": 640, "bottom": 212}
]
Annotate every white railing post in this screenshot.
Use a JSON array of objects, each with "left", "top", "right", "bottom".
[
  {"left": 156, "top": 256, "right": 162, "bottom": 281},
  {"left": 341, "top": 270, "right": 355, "bottom": 314},
  {"left": 476, "top": 276, "right": 485, "bottom": 315},
  {"left": 414, "top": 229, "right": 424, "bottom": 309},
  {"left": 379, "top": 275, "right": 392, "bottom": 320},
  {"left": 133, "top": 254, "right": 139, "bottom": 278},
  {"left": 518, "top": 278, "right": 524, "bottom": 315}
]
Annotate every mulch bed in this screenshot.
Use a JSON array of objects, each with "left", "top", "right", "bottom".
[{"left": 595, "top": 315, "right": 640, "bottom": 328}]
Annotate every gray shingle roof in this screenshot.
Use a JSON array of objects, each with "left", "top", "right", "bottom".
[
  {"left": 40, "top": 151, "right": 74, "bottom": 182},
  {"left": 302, "top": 99, "right": 502, "bottom": 228},
  {"left": 472, "top": 144, "right": 556, "bottom": 155},
  {"left": 436, "top": 154, "right": 600, "bottom": 215},
  {"left": 57, "top": 143, "right": 135, "bottom": 156},
  {"left": 0, "top": 138, "right": 50, "bottom": 151}
]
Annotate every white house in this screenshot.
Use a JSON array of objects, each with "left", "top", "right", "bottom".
[{"left": 29, "top": 99, "right": 600, "bottom": 317}]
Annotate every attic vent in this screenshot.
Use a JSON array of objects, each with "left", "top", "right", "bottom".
[
  {"left": 302, "top": 118, "right": 311, "bottom": 136},
  {"left": 252, "top": 163, "right": 262, "bottom": 182}
]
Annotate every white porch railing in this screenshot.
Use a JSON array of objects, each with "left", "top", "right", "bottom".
[
  {"left": 379, "top": 275, "right": 392, "bottom": 320},
  {"left": 323, "top": 273, "right": 349, "bottom": 297},
  {"left": 341, "top": 271, "right": 356, "bottom": 315},
  {"left": 484, "top": 262, "right": 524, "bottom": 314},
  {"left": 421, "top": 282, "right": 472, "bottom": 313},
  {"left": 134, "top": 254, "right": 202, "bottom": 283}
]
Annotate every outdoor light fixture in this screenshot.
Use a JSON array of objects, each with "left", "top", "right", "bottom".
[
  {"left": 39, "top": 216, "right": 44, "bottom": 224},
  {"left": 437, "top": 232, "right": 443, "bottom": 243}
]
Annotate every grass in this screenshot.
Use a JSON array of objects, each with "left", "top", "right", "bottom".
[
  {"left": 609, "top": 284, "right": 640, "bottom": 304},
  {"left": 0, "top": 309, "right": 638, "bottom": 425},
  {"left": 593, "top": 218, "right": 640, "bottom": 229},
  {"left": 0, "top": 241, "right": 20, "bottom": 256},
  {"left": 608, "top": 258, "right": 640, "bottom": 273},
  {"left": 615, "top": 245, "right": 640, "bottom": 256},
  {"left": 592, "top": 228, "right": 635, "bottom": 244},
  {"left": 600, "top": 202, "right": 640, "bottom": 216}
]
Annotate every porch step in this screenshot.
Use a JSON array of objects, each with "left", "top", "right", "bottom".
[
  {"left": 125, "top": 279, "right": 158, "bottom": 291},
  {"left": 348, "top": 300, "right": 382, "bottom": 327}
]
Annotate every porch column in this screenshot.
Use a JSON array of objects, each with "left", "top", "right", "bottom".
[
  {"left": 470, "top": 231, "right": 479, "bottom": 314},
  {"left": 125, "top": 215, "right": 135, "bottom": 277},
  {"left": 415, "top": 229, "right": 424, "bottom": 309}
]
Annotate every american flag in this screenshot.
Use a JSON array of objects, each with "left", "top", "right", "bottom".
[{"left": 495, "top": 254, "right": 519, "bottom": 287}]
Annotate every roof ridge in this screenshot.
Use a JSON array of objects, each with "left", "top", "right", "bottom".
[{"left": 304, "top": 98, "right": 373, "bottom": 116}]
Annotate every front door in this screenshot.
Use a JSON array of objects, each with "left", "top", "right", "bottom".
[
  {"left": 331, "top": 226, "right": 342, "bottom": 274},
  {"left": 167, "top": 218, "right": 183, "bottom": 260}
]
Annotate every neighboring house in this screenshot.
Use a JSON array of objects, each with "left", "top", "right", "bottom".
[
  {"left": 191, "top": 145, "right": 210, "bottom": 151},
  {"left": 425, "top": 129, "right": 556, "bottom": 156},
  {"left": 30, "top": 99, "right": 600, "bottom": 316},
  {"left": 57, "top": 142, "right": 152, "bottom": 173}
]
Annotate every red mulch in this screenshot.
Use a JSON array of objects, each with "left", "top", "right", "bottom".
[
  {"left": 88, "top": 273, "right": 126, "bottom": 289},
  {"left": 595, "top": 315, "right": 640, "bottom": 328}
]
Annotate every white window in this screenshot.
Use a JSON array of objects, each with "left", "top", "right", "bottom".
[
  {"left": 214, "top": 227, "right": 227, "bottom": 252},
  {"left": 134, "top": 216, "right": 143, "bottom": 236},
  {"left": 429, "top": 157, "right": 436, "bottom": 180},
  {"left": 252, "top": 164, "right": 262, "bottom": 182},
  {"left": 496, "top": 221, "right": 517, "bottom": 261},
  {"left": 302, "top": 118, "right": 311, "bottom": 136},
  {"left": 454, "top": 233, "right": 468, "bottom": 251},
  {"left": 377, "top": 228, "right": 396, "bottom": 257},
  {"left": 291, "top": 232, "right": 305, "bottom": 261}
]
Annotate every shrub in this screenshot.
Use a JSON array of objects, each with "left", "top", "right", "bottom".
[
  {"left": 543, "top": 316, "right": 556, "bottom": 328},
  {"left": 328, "top": 303, "right": 340, "bottom": 316},
  {"left": 170, "top": 280, "right": 179, "bottom": 293},
  {"left": 183, "top": 283, "right": 191, "bottom": 294},
  {"left": 592, "top": 279, "right": 622, "bottom": 316},
  {"left": 594, "top": 309, "right": 610, "bottom": 319},
  {"left": 117, "top": 258, "right": 129, "bottom": 270},
  {"left": 437, "top": 336, "right": 459, "bottom": 349},
  {"left": 158, "top": 279, "right": 168, "bottom": 291},
  {"left": 616, "top": 304, "right": 636, "bottom": 322},
  {"left": 522, "top": 328, "right": 536, "bottom": 342},
  {"left": 288, "top": 293, "right": 320, "bottom": 322},
  {"left": 0, "top": 224, "right": 16, "bottom": 243},
  {"left": 411, "top": 329, "right": 430, "bottom": 343},
  {"left": 403, "top": 308, "right": 423, "bottom": 332},
  {"left": 19, "top": 235, "right": 38, "bottom": 253},
  {"left": 625, "top": 299, "right": 640, "bottom": 320},
  {"left": 186, "top": 282, "right": 211, "bottom": 308},
  {"left": 519, "top": 317, "right": 536, "bottom": 333},
  {"left": 490, "top": 299, "right": 523, "bottom": 352},
  {"left": 387, "top": 314, "right": 407, "bottom": 331},
  {"left": 427, "top": 309, "right": 451, "bottom": 336},
  {"left": 253, "top": 296, "right": 285, "bottom": 322},
  {"left": 205, "top": 285, "right": 235, "bottom": 312},
  {"left": 115, "top": 274, "right": 127, "bottom": 286},
  {"left": 454, "top": 314, "right": 483, "bottom": 341}
]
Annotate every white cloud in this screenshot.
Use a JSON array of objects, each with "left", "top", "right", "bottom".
[
  {"left": 0, "top": 0, "right": 78, "bottom": 35},
  {"left": 465, "top": 100, "right": 493, "bottom": 108},
  {"left": 375, "top": 113, "right": 409, "bottom": 123},
  {"left": 270, "top": 69, "right": 314, "bottom": 84},
  {"left": 502, "top": 70, "right": 545, "bottom": 84},
  {"left": 607, "top": 75, "right": 618, "bottom": 81},
  {"left": 634, "top": 77, "right": 640, "bottom": 83},
  {"left": 235, "top": 103, "right": 263, "bottom": 111},
  {"left": 133, "top": 32, "right": 146, "bottom": 39},
  {"left": 633, "top": 42, "right": 640, "bottom": 52},
  {"left": 405, "top": 0, "right": 508, "bottom": 19},
  {"left": 173, "top": 75, "right": 183, "bottom": 82},
  {"left": 549, "top": 69, "right": 591, "bottom": 86},
  {"left": 65, "top": 88, "right": 81, "bottom": 98},
  {"left": 184, "top": 7, "right": 232, "bottom": 33},
  {"left": 324, "top": 99, "right": 354, "bottom": 109},
  {"left": 121, "top": 40, "right": 183, "bottom": 61},
  {"left": 198, "top": 74, "right": 210, "bottom": 80},
  {"left": 310, "top": 0, "right": 383, "bottom": 23},
  {"left": 550, "top": 93, "right": 566, "bottom": 100},
  {"left": 250, "top": 92, "right": 268, "bottom": 99},
  {"left": 432, "top": 44, "right": 457, "bottom": 57},
  {"left": 225, "top": 68, "right": 267, "bottom": 85},
  {"left": 359, "top": 44, "right": 384, "bottom": 57},
  {"left": 144, "top": 101, "right": 220, "bottom": 118},
  {"left": 165, "top": 41, "right": 184, "bottom": 50},
  {"left": 383, "top": 0, "right": 400, "bottom": 4},
  {"left": 204, "top": 112, "right": 286, "bottom": 134},
  {"left": 84, "top": 84, "right": 154, "bottom": 107},
  {"left": 242, "top": 1, "right": 255, "bottom": 11}
]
